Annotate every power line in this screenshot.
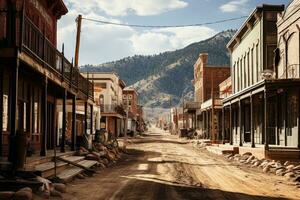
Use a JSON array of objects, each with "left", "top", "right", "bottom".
[{"left": 81, "top": 16, "right": 248, "bottom": 28}]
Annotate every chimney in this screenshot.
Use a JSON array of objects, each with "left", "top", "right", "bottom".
[{"left": 199, "top": 53, "right": 208, "bottom": 64}]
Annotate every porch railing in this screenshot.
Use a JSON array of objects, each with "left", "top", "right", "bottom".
[
  {"left": 100, "top": 104, "right": 125, "bottom": 115},
  {"left": 21, "top": 16, "right": 93, "bottom": 100}
]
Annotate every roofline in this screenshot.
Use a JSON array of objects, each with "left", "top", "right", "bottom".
[{"left": 227, "top": 4, "right": 285, "bottom": 50}]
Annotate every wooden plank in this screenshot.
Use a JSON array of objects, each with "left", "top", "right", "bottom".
[
  {"left": 57, "top": 167, "right": 83, "bottom": 182},
  {"left": 61, "top": 156, "right": 85, "bottom": 163},
  {"left": 56, "top": 157, "right": 96, "bottom": 174}
]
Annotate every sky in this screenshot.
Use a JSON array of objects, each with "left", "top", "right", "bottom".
[{"left": 57, "top": 0, "right": 290, "bottom": 66}]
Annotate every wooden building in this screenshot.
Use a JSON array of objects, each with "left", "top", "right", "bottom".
[
  {"left": 0, "top": 0, "right": 94, "bottom": 166},
  {"left": 84, "top": 72, "right": 126, "bottom": 137},
  {"left": 191, "top": 53, "right": 230, "bottom": 141},
  {"left": 222, "top": 4, "right": 300, "bottom": 160}
]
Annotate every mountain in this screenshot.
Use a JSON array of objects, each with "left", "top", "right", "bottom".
[{"left": 81, "top": 29, "right": 236, "bottom": 108}]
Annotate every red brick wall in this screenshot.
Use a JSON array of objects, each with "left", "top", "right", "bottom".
[
  {"left": 203, "top": 67, "right": 230, "bottom": 101},
  {"left": 123, "top": 90, "right": 138, "bottom": 116}
]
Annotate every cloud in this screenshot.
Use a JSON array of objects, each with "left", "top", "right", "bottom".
[
  {"left": 130, "top": 27, "right": 216, "bottom": 55},
  {"left": 65, "top": 0, "right": 188, "bottom": 16},
  {"left": 219, "top": 0, "right": 249, "bottom": 13},
  {"left": 57, "top": 1, "right": 216, "bottom": 65}
]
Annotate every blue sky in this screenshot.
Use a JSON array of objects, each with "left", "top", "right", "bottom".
[{"left": 57, "top": 0, "right": 290, "bottom": 65}]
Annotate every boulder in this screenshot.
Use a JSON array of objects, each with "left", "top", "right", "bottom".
[
  {"left": 246, "top": 155, "right": 255, "bottom": 163},
  {"left": 0, "top": 191, "right": 14, "bottom": 200},
  {"left": 293, "top": 165, "right": 300, "bottom": 171},
  {"left": 284, "top": 161, "right": 290, "bottom": 166},
  {"left": 86, "top": 154, "right": 100, "bottom": 161},
  {"left": 14, "top": 188, "right": 33, "bottom": 200},
  {"left": 286, "top": 165, "right": 295, "bottom": 170},
  {"left": 50, "top": 189, "right": 62, "bottom": 197},
  {"left": 52, "top": 183, "right": 66, "bottom": 193},
  {"left": 252, "top": 161, "right": 261, "bottom": 167},
  {"left": 284, "top": 172, "right": 296, "bottom": 179},
  {"left": 276, "top": 169, "right": 285, "bottom": 176},
  {"left": 242, "top": 152, "right": 252, "bottom": 156},
  {"left": 36, "top": 176, "right": 51, "bottom": 193},
  {"left": 263, "top": 165, "right": 271, "bottom": 173}
]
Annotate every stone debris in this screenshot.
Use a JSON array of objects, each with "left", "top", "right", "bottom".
[
  {"left": 222, "top": 153, "right": 300, "bottom": 185},
  {"left": 0, "top": 191, "right": 15, "bottom": 200}
]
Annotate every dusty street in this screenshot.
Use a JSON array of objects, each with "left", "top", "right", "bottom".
[{"left": 61, "top": 127, "right": 300, "bottom": 200}]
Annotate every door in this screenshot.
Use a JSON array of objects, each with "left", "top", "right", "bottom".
[
  {"left": 46, "top": 101, "right": 55, "bottom": 149},
  {"left": 277, "top": 93, "right": 285, "bottom": 146},
  {"left": 286, "top": 90, "right": 298, "bottom": 147}
]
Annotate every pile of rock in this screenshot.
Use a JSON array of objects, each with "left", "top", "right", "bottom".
[
  {"left": 0, "top": 187, "right": 32, "bottom": 200},
  {"left": 225, "top": 153, "right": 300, "bottom": 185},
  {"left": 81, "top": 141, "right": 123, "bottom": 168},
  {"left": 192, "top": 140, "right": 211, "bottom": 149},
  {"left": 35, "top": 176, "right": 67, "bottom": 198}
]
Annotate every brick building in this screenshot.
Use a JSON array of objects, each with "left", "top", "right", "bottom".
[
  {"left": 190, "top": 53, "right": 230, "bottom": 141},
  {"left": 123, "top": 88, "right": 138, "bottom": 135}
]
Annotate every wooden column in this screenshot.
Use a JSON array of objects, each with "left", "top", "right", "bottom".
[
  {"left": 61, "top": 89, "right": 67, "bottom": 153},
  {"left": 250, "top": 95, "right": 255, "bottom": 148},
  {"left": 40, "top": 76, "right": 48, "bottom": 156},
  {"left": 71, "top": 95, "right": 77, "bottom": 151},
  {"left": 264, "top": 91, "right": 269, "bottom": 150},
  {"left": 84, "top": 101, "right": 88, "bottom": 135},
  {"left": 90, "top": 104, "right": 94, "bottom": 136},
  {"left": 0, "top": 68, "right": 3, "bottom": 156},
  {"left": 239, "top": 100, "right": 243, "bottom": 146},
  {"left": 230, "top": 104, "right": 233, "bottom": 145},
  {"left": 298, "top": 89, "right": 300, "bottom": 149},
  {"left": 222, "top": 107, "right": 225, "bottom": 143},
  {"left": 8, "top": 61, "right": 19, "bottom": 162}
]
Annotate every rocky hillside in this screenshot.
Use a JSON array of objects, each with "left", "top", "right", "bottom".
[{"left": 81, "top": 29, "right": 235, "bottom": 108}]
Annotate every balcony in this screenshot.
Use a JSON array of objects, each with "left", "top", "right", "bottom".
[
  {"left": 100, "top": 104, "right": 126, "bottom": 117},
  {"left": 0, "top": 10, "right": 93, "bottom": 101}
]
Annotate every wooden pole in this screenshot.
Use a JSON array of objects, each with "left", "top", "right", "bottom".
[{"left": 74, "top": 15, "right": 82, "bottom": 68}]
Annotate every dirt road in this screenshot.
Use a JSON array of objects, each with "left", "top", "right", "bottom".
[{"left": 62, "top": 127, "right": 300, "bottom": 200}]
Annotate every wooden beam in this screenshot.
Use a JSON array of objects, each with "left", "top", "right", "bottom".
[
  {"left": 222, "top": 107, "right": 225, "bottom": 143},
  {"left": 71, "top": 95, "right": 77, "bottom": 151},
  {"left": 0, "top": 68, "right": 3, "bottom": 156},
  {"left": 61, "top": 89, "right": 66, "bottom": 153},
  {"left": 40, "top": 76, "right": 48, "bottom": 156},
  {"left": 264, "top": 91, "right": 269, "bottom": 150},
  {"left": 230, "top": 104, "right": 233, "bottom": 145},
  {"left": 250, "top": 95, "right": 255, "bottom": 148},
  {"left": 239, "top": 100, "right": 243, "bottom": 146},
  {"left": 8, "top": 59, "right": 19, "bottom": 163}
]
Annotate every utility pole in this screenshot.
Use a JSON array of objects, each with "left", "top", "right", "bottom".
[
  {"left": 182, "top": 93, "right": 185, "bottom": 129},
  {"left": 74, "top": 14, "right": 82, "bottom": 67}
]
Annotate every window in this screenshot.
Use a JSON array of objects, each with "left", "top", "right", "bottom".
[
  {"left": 251, "top": 48, "right": 254, "bottom": 84},
  {"left": 237, "top": 60, "right": 239, "bottom": 91},
  {"left": 267, "top": 45, "right": 276, "bottom": 71},
  {"left": 128, "top": 95, "right": 132, "bottom": 99},
  {"left": 34, "top": 102, "right": 38, "bottom": 133},
  {"left": 243, "top": 56, "right": 246, "bottom": 89},
  {"left": 256, "top": 43, "right": 259, "bottom": 81},
  {"left": 247, "top": 51, "right": 250, "bottom": 87},
  {"left": 2, "top": 95, "right": 8, "bottom": 131},
  {"left": 23, "top": 102, "right": 27, "bottom": 132}
]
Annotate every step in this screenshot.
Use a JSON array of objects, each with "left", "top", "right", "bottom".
[
  {"left": 34, "top": 156, "right": 85, "bottom": 178},
  {"left": 34, "top": 161, "right": 68, "bottom": 178},
  {"left": 57, "top": 160, "right": 98, "bottom": 183},
  {"left": 60, "top": 156, "right": 85, "bottom": 163}
]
